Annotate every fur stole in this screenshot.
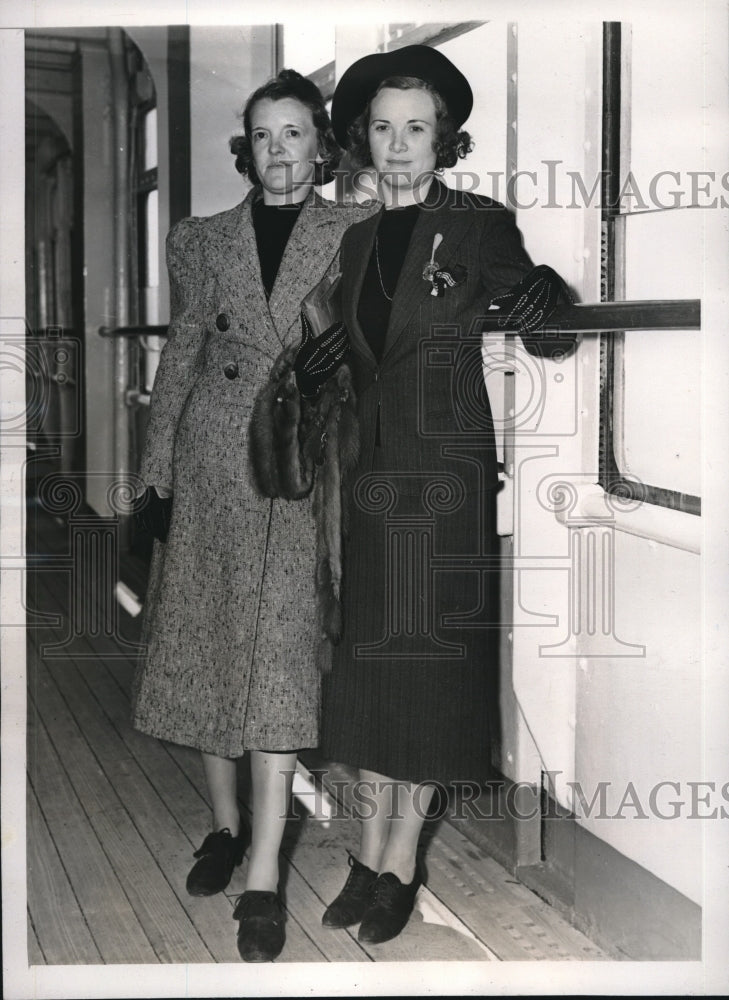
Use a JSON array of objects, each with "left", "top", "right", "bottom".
[{"left": 249, "top": 344, "right": 359, "bottom": 648}]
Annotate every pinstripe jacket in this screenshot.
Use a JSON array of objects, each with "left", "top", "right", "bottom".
[{"left": 338, "top": 178, "right": 535, "bottom": 491}]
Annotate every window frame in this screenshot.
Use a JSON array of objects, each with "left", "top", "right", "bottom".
[{"left": 598, "top": 22, "right": 701, "bottom": 516}]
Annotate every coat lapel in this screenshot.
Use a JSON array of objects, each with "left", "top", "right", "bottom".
[
  {"left": 268, "top": 193, "right": 348, "bottom": 345},
  {"left": 211, "top": 190, "right": 351, "bottom": 352},
  {"left": 382, "top": 179, "right": 476, "bottom": 361},
  {"left": 211, "top": 191, "right": 268, "bottom": 317},
  {"left": 340, "top": 206, "right": 382, "bottom": 366}
]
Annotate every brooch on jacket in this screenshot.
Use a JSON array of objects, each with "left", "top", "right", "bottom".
[
  {"left": 422, "top": 232, "right": 467, "bottom": 296},
  {"left": 430, "top": 264, "right": 468, "bottom": 297},
  {"left": 422, "top": 233, "right": 443, "bottom": 283}
]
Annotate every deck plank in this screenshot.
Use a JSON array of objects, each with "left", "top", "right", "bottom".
[
  {"left": 27, "top": 566, "right": 145, "bottom": 663},
  {"left": 428, "top": 816, "right": 607, "bottom": 960},
  {"left": 29, "top": 652, "right": 212, "bottom": 964},
  {"left": 50, "top": 652, "right": 244, "bottom": 964},
  {"left": 27, "top": 784, "right": 102, "bottom": 964},
  {"left": 27, "top": 702, "right": 158, "bottom": 964}
]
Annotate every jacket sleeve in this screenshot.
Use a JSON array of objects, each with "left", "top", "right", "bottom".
[
  {"left": 475, "top": 204, "right": 577, "bottom": 358},
  {"left": 478, "top": 204, "right": 535, "bottom": 299},
  {"left": 139, "top": 217, "right": 207, "bottom": 492}
]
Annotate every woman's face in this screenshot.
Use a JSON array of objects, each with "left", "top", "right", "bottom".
[
  {"left": 368, "top": 86, "right": 438, "bottom": 203},
  {"left": 249, "top": 96, "right": 321, "bottom": 204}
]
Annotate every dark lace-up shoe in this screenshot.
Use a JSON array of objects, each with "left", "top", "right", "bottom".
[
  {"left": 185, "top": 826, "right": 248, "bottom": 896},
  {"left": 357, "top": 868, "right": 423, "bottom": 945},
  {"left": 322, "top": 852, "right": 378, "bottom": 928},
  {"left": 234, "top": 890, "right": 286, "bottom": 962}
]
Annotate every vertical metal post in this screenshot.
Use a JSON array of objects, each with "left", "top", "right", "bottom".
[
  {"left": 107, "top": 29, "right": 131, "bottom": 542},
  {"left": 601, "top": 22, "right": 621, "bottom": 303}
]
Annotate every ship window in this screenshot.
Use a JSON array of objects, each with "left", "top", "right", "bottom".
[{"left": 600, "top": 21, "right": 701, "bottom": 514}]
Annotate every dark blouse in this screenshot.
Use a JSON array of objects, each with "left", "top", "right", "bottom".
[
  {"left": 251, "top": 199, "right": 304, "bottom": 298},
  {"left": 357, "top": 204, "right": 420, "bottom": 362}
]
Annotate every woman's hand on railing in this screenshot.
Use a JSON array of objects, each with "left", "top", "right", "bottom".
[{"left": 488, "top": 265, "right": 574, "bottom": 333}]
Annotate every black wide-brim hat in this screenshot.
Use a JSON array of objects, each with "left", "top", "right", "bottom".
[{"left": 330, "top": 44, "right": 473, "bottom": 147}]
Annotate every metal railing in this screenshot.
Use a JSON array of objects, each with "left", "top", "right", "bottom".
[
  {"left": 99, "top": 297, "right": 702, "bottom": 518},
  {"left": 490, "top": 297, "right": 702, "bottom": 519}
]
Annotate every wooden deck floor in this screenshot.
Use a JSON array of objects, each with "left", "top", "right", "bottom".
[{"left": 25, "top": 498, "right": 608, "bottom": 965}]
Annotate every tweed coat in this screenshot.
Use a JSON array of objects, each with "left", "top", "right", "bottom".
[
  {"left": 131, "top": 187, "right": 373, "bottom": 758},
  {"left": 321, "top": 179, "right": 536, "bottom": 784}
]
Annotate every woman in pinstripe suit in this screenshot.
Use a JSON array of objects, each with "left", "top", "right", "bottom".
[{"left": 319, "top": 45, "right": 568, "bottom": 945}]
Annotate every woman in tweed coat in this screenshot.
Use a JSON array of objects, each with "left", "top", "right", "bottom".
[
  {"left": 319, "top": 46, "right": 571, "bottom": 945},
  {"left": 131, "top": 70, "right": 370, "bottom": 962}
]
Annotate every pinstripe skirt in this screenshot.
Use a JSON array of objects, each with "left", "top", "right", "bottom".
[{"left": 321, "top": 464, "right": 500, "bottom": 786}]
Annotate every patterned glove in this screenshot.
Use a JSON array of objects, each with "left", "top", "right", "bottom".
[
  {"left": 489, "top": 264, "right": 573, "bottom": 333},
  {"left": 131, "top": 487, "right": 173, "bottom": 543},
  {"left": 294, "top": 312, "right": 349, "bottom": 399}
]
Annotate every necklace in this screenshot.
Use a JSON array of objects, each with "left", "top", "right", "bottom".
[{"left": 374, "top": 235, "right": 393, "bottom": 302}]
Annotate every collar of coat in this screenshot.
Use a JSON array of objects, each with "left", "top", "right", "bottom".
[
  {"left": 208, "top": 186, "right": 354, "bottom": 349},
  {"left": 340, "top": 176, "right": 485, "bottom": 365}
]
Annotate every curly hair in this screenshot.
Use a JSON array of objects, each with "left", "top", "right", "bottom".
[
  {"left": 346, "top": 75, "right": 473, "bottom": 171},
  {"left": 230, "top": 69, "right": 342, "bottom": 186}
]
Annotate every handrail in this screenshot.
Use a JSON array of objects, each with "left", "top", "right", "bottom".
[
  {"left": 479, "top": 298, "right": 700, "bottom": 334},
  {"left": 495, "top": 296, "right": 702, "bottom": 544},
  {"left": 98, "top": 324, "right": 169, "bottom": 338},
  {"left": 97, "top": 299, "right": 701, "bottom": 341}
]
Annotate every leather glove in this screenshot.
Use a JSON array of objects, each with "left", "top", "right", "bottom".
[
  {"left": 293, "top": 312, "right": 348, "bottom": 399},
  {"left": 131, "top": 486, "right": 173, "bottom": 543},
  {"left": 489, "top": 264, "right": 573, "bottom": 334}
]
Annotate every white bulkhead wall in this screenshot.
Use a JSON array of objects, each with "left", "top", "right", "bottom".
[
  {"left": 500, "top": 17, "right": 702, "bottom": 905},
  {"left": 502, "top": 18, "right": 600, "bottom": 806}
]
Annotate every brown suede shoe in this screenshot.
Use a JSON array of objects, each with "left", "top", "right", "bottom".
[
  {"left": 322, "top": 852, "right": 378, "bottom": 928},
  {"left": 357, "top": 868, "right": 422, "bottom": 945}
]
